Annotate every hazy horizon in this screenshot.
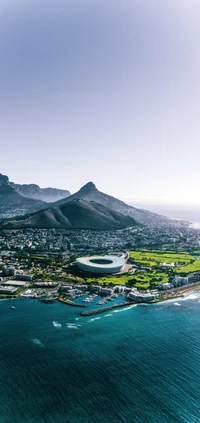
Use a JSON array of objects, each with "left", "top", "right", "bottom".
[
  {"left": 123, "top": 198, "right": 200, "bottom": 223},
  {"left": 1, "top": 0, "right": 200, "bottom": 203}
]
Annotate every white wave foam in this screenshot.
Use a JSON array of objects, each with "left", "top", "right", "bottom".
[
  {"left": 174, "top": 302, "right": 181, "bottom": 306},
  {"left": 32, "top": 338, "right": 44, "bottom": 347},
  {"left": 104, "top": 314, "right": 112, "bottom": 317},
  {"left": 113, "top": 305, "right": 136, "bottom": 313},
  {"left": 52, "top": 321, "right": 62, "bottom": 328},
  {"left": 181, "top": 293, "right": 200, "bottom": 301},
  {"left": 90, "top": 317, "right": 101, "bottom": 322},
  {"left": 66, "top": 323, "right": 79, "bottom": 329}
]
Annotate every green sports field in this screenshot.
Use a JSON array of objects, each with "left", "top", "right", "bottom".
[{"left": 85, "top": 250, "right": 200, "bottom": 290}]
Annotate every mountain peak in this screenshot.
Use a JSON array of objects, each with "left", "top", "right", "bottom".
[{"left": 79, "top": 181, "right": 97, "bottom": 193}]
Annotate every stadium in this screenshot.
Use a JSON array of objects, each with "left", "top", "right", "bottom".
[{"left": 76, "top": 254, "right": 126, "bottom": 274}]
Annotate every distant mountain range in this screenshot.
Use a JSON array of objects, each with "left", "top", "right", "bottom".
[
  {"left": 0, "top": 174, "right": 46, "bottom": 220},
  {"left": 0, "top": 174, "right": 189, "bottom": 229},
  {"left": 10, "top": 182, "right": 70, "bottom": 202},
  {"left": 0, "top": 173, "right": 70, "bottom": 220},
  {"left": 1, "top": 199, "right": 138, "bottom": 230}
]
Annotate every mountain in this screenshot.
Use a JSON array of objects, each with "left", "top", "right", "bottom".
[
  {"left": 54, "top": 182, "right": 183, "bottom": 227},
  {"left": 0, "top": 173, "right": 46, "bottom": 220},
  {"left": 0, "top": 199, "right": 138, "bottom": 230},
  {"left": 0, "top": 174, "right": 9, "bottom": 187},
  {"left": 0, "top": 175, "right": 189, "bottom": 228},
  {"left": 10, "top": 183, "right": 70, "bottom": 202}
]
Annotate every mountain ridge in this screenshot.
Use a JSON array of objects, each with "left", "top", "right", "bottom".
[
  {"left": 54, "top": 181, "right": 182, "bottom": 227},
  {"left": 0, "top": 175, "right": 189, "bottom": 228},
  {"left": 0, "top": 173, "right": 47, "bottom": 220},
  {"left": 0, "top": 199, "right": 139, "bottom": 230},
  {"left": 10, "top": 182, "right": 70, "bottom": 202}
]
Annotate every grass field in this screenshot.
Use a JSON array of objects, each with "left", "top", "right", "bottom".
[
  {"left": 86, "top": 271, "right": 168, "bottom": 290},
  {"left": 174, "top": 260, "right": 200, "bottom": 274},
  {"left": 84, "top": 250, "right": 200, "bottom": 289},
  {"left": 129, "top": 251, "right": 194, "bottom": 267}
]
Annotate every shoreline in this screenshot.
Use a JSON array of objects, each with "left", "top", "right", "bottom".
[{"left": 0, "top": 284, "right": 200, "bottom": 307}]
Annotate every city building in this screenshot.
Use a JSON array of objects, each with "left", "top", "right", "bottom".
[
  {"left": 3, "top": 280, "right": 29, "bottom": 287},
  {"left": 0, "top": 286, "right": 18, "bottom": 294},
  {"left": 2, "top": 267, "right": 16, "bottom": 277},
  {"left": 128, "top": 292, "right": 156, "bottom": 302},
  {"left": 15, "top": 274, "right": 33, "bottom": 281}
]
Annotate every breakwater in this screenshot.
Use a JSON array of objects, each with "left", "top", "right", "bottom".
[{"left": 80, "top": 301, "right": 135, "bottom": 316}]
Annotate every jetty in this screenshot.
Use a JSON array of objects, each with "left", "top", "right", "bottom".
[{"left": 80, "top": 301, "right": 135, "bottom": 316}]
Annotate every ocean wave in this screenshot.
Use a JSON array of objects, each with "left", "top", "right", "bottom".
[
  {"left": 181, "top": 293, "right": 200, "bottom": 301},
  {"left": 113, "top": 305, "right": 136, "bottom": 313},
  {"left": 0, "top": 298, "right": 12, "bottom": 302},
  {"left": 90, "top": 317, "right": 101, "bottom": 322},
  {"left": 32, "top": 338, "right": 44, "bottom": 347},
  {"left": 157, "top": 292, "right": 200, "bottom": 306},
  {"left": 104, "top": 314, "right": 112, "bottom": 317},
  {"left": 66, "top": 323, "right": 79, "bottom": 329},
  {"left": 174, "top": 302, "right": 181, "bottom": 306},
  {"left": 52, "top": 321, "right": 62, "bottom": 328}
]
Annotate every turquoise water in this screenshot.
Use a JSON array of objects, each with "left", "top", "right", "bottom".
[{"left": 0, "top": 293, "right": 200, "bottom": 423}]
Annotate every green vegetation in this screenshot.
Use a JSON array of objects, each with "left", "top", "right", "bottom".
[
  {"left": 85, "top": 250, "right": 200, "bottom": 289},
  {"left": 11, "top": 249, "right": 200, "bottom": 292},
  {"left": 33, "top": 270, "right": 85, "bottom": 283},
  {"left": 86, "top": 271, "right": 168, "bottom": 290},
  {"left": 174, "top": 260, "right": 200, "bottom": 274},
  {"left": 129, "top": 250, "right": 194, "bottom": 267}
]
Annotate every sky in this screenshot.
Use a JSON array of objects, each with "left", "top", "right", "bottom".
[{"left": 0, "top": 0, "right": 200, "bottom": 203}]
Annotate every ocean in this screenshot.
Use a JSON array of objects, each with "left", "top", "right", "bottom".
[
  {"left": 0, "top": 294, "right": 200, "bottom": 423},
  {"left": 123, "top": 200, "right": 200, "bottom": 224}
]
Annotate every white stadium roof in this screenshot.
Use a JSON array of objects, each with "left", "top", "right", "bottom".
[{"left": 76, "top": 255, "right": 126, "bottom": 274}]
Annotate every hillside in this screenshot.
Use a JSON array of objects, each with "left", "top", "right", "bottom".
[
  {"left": 54, "top": 182, "right": 184, "bottom": 227},
  {"left": 0, "top": 176, "right": 189, "bottom": 228},
  {"left": 0, "top": 199, "right": 138, "bottom": 230}
]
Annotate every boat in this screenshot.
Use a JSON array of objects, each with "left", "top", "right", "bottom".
[{"left": 11, "top": 306, "right": 15, "bottom": 310}]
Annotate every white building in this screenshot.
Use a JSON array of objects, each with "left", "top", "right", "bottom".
[
  {"left": 76, "top": 254, "right": 126, "bottom": 274},
  {"left": 128, "top": 292, "right": 156, "bottom": 302},
  {"left": 99, "top": 287, "right": 113, "bottom": 296}
]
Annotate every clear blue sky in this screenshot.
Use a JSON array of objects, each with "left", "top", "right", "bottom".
[{"left": 0, "top": 0, "right": 200, "bottom": 203}]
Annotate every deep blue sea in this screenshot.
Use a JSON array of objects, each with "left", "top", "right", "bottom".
[{"left": 0, "top": 293, "right": 200, "bottom": 423}]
